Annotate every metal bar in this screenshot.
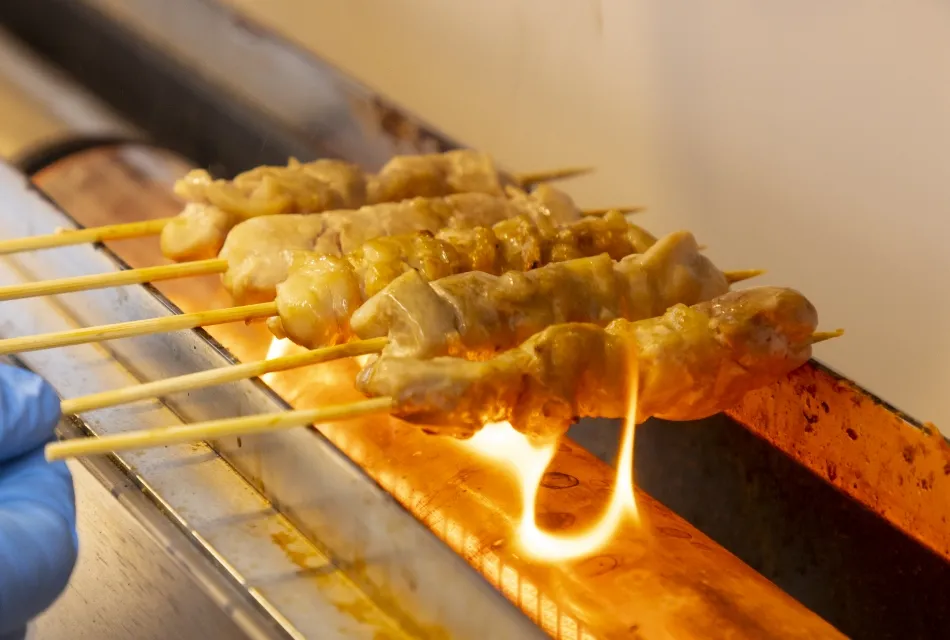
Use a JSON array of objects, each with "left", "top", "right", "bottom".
[{"left": 0, "top": 0, "right": 451, "bottom": 176}]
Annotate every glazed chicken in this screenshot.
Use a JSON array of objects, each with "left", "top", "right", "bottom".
[
  {"left": 349, "top": 230, "right": 732, "bottom": 361},
  {"left": 218, "top": 187, "right": 588, "bottom": 305},
  {"left": 161, "top": 150, "right": 550, "bottom": 262},
  {"left": 356, "top": 287, "right": 819, "bottom": 440},
  {"left": 269, "top": 210, "right": 657, "bottom": 348},
  {"left": 163, "top": 158, "right": 367, "bottom": 262},
  {"left": 367, "top": 149, "right": 519, "bottom": 203}
]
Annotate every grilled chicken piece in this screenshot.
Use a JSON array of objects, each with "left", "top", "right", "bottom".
[
  {"left": 163, "top": 158, "right": 367, "bottom": 261},
  {"left": 367, "top": 149, "right": 517, "bottom": 203},
  {"left": 220, "top": 191, "right": 584, "bottom": 304},
  {"left": 163, "top": 150, "right": 546, "bottom": 262},
  {"left": 270, "top": 210, "right": 656, "bottom": 348},
  {"left": 350, "top": 230, "right": 729, "bottom": 360},
  {"left": 357, "top": 287, "right": 818, "bottom": 440}
]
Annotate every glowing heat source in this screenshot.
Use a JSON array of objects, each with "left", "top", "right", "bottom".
[
  {"left": 261, "top": 338, "right": 293, "bottom": 384},
  {"left": 262, "top": 335, "right": 641, "bottom": 563},
  {"left": 463, "top": 344, "right": 641, "bottom": 562}
]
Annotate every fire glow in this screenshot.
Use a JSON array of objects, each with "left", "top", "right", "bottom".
[
  {"left": 461, "top": 341, "right": 641, "bottom": 562},
  {"left": 262, "top": 336, "right": 641, "bottom": 564},
  {"left": 260, "top": 337, "right": 292, "bottom": 385}
]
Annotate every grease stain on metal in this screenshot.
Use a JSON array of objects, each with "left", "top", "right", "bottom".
[{"left": 540, "top": 471, "right": 580, "bottom": 489}]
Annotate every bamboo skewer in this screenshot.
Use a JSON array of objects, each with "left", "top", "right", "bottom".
[
  {"left": 0, "top": 259, "right": 228, "bottom": 301},
  {"left": 809, "top": 329, "right": 845, "bottom": 344},
  {"left": 0, "top": 302, "right": 277, "bottom": 356},
  {"left": 514, "top": 166, "right": 593, "bottom": 186},
  {"left": 724, "top": 269, "right": 767, "bottom": 284},
  {"left": 45, "top": 397, "right": 394, "bottom": 461},
  {"left": 0, "top": 217, "right": 173, "bottom": 256},
  {"left": 61, "top": 337, "right": 389, "bottom": 415},
  {"left": 580, "top": 206, "right": 645, "bottom": 217}
]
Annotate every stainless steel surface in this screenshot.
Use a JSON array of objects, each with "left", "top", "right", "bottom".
[
  {"left": 0, "top": 0, "right": 453, "bottom": 177},
  {"left": 83, "top": 0, "right": 439, "bottom": 166},
  {"left": 33, "top": 460, "right": 250, "bottom": 640},
  {"left": 0, "top": 161, "right": 544, "bottom": 639},
  {"left": 0, "top": 30, "right": 255, "bottom": 638}
]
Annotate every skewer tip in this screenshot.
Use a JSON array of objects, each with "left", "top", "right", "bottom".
[
  {"left": 581, "top": 206, "right": 646, "bottom": 217},
  {"left": 516, "top": 166, "right": 594, "bottom": 186},
  {"left": 810, "top": 329, "right": 845, "bottom": 345},
  {"left": 724, "top": 269, "right": 766, "bottom": 284}
]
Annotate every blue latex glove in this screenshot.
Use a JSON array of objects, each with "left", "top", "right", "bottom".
[{"left": 0, "top": 365, "right": 76, "bottom": 639}]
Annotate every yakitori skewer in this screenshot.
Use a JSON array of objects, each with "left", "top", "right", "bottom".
[
  {"left": 511, "top": 166, "right": 593, "bottom": 186},
  {"left": 45, "top": 288, "right": 842, "bottom": 460},
  {"left": 0, "top": 151, "right": 598, "bottom": 258},
  {"left": 357, "top": 287, "right": 840, "bottom": 438},
  {"left": 0, "top": 231, "right": 760, "bottom": 358},
  {"left": 51, "top": 238, "right": 765, "bottom": 416},
  {"left": 343, "top": 230, "right": 741, "bottom": 359},
  {"left": 0, "top": 204, "right": 646, "bottom": 303},
  {"left": 62, "top": 323, "right": 843, "bottom": 418}
]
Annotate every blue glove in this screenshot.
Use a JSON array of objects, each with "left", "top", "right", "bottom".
[{"left": 0, "top": 365, "right": 76, "bottom": 638}]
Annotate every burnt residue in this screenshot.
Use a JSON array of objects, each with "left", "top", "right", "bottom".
[
  {"left": 903, "top": 445, "right": 916, "bottom": 464},
  {"left": 572, "top": 554, "right": 620, "bottom": 578},
  {"left": 727, "top": 363, "right": 950, "bottom": 566},
  {"left": 539, "top": 471, "right": 580, "bottom": 489},
  {"left": 656, "top": 526, "right": 692, "bottom": 540},
  {"left": 535, "top": 511, "right": 576, "bottom": 531},
  {"left": 368, "top": 97, "right": 450, "bottom": 155}
]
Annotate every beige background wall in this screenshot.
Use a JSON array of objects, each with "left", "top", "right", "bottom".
[{"left": 130, "top": 0, "right": 950, "bottom": 431}]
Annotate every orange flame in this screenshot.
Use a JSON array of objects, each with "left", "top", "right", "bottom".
[
  {"left": 261, "top": 337, "right": 293, "bottom": 385},
  {"left": 462, "top": 340, "right": 640, "bottom": 562},
  {"left": 262, "top": 335, "right": 641, "bottom": 564}
]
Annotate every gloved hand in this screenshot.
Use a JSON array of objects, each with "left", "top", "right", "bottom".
[{"left": 0, "top": 365, "right": 76, "bottom": 639}]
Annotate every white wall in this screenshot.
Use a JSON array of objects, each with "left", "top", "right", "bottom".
[{"left": 225, "top": 0, "right": 950, "bottom": 430}]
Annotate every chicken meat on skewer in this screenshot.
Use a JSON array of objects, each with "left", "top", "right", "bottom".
[
  {"left": 268, "top": 210, "right": 657, "bottom": 347},
  {"left": 162, "top": 150, "right": 582, "bottom": 261},
  {"left": 346, "top": 230, "right": 733, "bottom": 361},
  {"left": 164, "top": 158, "right": 367, "bottom": 262},
  {"left": 219, "top": 186, "right": 597, "bottom": 304},
  {"left": 357, "top": 286, "right": 819, "bottom": 440},
  {"left": 44, "top": 287, "right": 838, "bottom": 462},
  {"left": 367, "top": 149, "right": 521, "bottom": 203}
]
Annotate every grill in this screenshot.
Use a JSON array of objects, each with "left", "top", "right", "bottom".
[{"left": 0, "top": 2, "right": 948, "bottom": 638}]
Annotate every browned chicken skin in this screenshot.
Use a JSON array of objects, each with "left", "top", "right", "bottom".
[
  {"left": 367, "top": 149, "right": 517, "bottom": 203},
  {"left": 161, "top": 150, "right": 533, "bottom": 262},
  {"left": 350, "top": 230, "right": 730, "bottom": 360},
  {"left": 356, "top": 287, "right": 818, "bottom": 440},
  {"left": 269, "top": 210, "right": 656, "bottom": 348},
  {"left": 218, "top": 189, "right": 586, "bottom": 305},
  {"left": 162, "top": 158, "right": 368, "bottom": 261}
]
